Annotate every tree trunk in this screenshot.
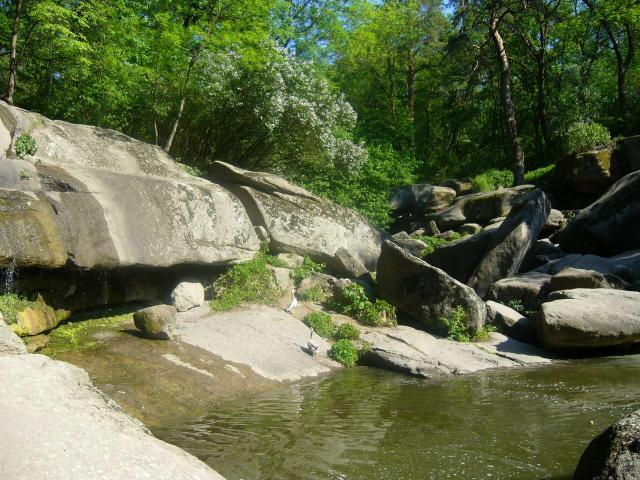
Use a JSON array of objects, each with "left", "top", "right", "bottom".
[
  {"left": 491, "top": 16, "right": 525, "bottom": 185},
  {"left": 537, "top": 52, "right": 551, "bottom": 160},
  {"left": 407, "top": 49, "right": 416, "bottom": 150},
  {"left": 5, "top": 0, "right": 23, "bottom": 105},
  {"left": 163, "top": 56, "right": 196, "bottom": 154}
]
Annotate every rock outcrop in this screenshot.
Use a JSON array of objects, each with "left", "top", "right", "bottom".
[
  {"left": 377, "top": 241, "right": 486, "bottom": 334},
  {"left": 539, "top": 289, "right": 640, "bottom": 350},
  {"left": 425, "top": 189, "right": 551, "bottom": 296},
  {"left": 557, "top": 170, "right": 640, "bottom": 257},
  {"left": 0, "top": 317, "right": 26, "bottom": 355},
  {"left": 210, "top": 161, "right": 387, "bottom": 277},
  {"left": 389, "top": 184, "right": 457, "bottom": 215},
  {"left": 424, "top": 185, "right": 535, "bottom": 230},
  {"left": 574, "top": 409, "right": 640, "bottom": 480},
  {"left": 0, "top": 354, "right": 225, "bottom": 480},
  {"left": 486, "top": 300, "right": 535, "bottom": 343},
  {"left": 486, "top": 272, "right": 552, "bottom": 311},
  {"left": 0, "top": 102, "right": 259, "bottom": 270}
]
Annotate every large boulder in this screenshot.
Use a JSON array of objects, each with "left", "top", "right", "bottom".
[
  {"left": 5, "top": 294, "right": 70, "bottom": 337},
  {"left": 211, "top": 161, "right": 386, "bottom": 277},
  {"left": 389, "top": 184, "right": 457, "bottom": 216},
  {"left": 425, "top": 185, "right": 535, "bottom": 230},
  {"left": 549, "top": 267, "right": 629, "bottom": 292},
  {"left": 534, "top": 250, "right": 640, "bottom": 283},
  {"left": 467, "top": 189, "right": 551, "bottom": 296},
  {"left": 574, "top": 409, "right": 640, "bottom": 480},
  {"left": 539, "top": 289, "right": 640, "bottom": 350},
  {"left": 0, "top": 103, "right": 260, "bottom": 270},
  {"left": 556, "top": 147, "right": 615, "bottom": 194},
  {"left": 486, "top": 272, "right": 552, "bottom": 311},
  {"left": 557, "top": 170, "right": 640, "bottom": 257},
  {"left": 377, "top": 241, "right": 486, "bottom": 335},
  {"left": 425, "top": 189, "right": 551, "bottom": 296},
  {"left": 440, "top": 178, "right": 473, "bottom": 196}
]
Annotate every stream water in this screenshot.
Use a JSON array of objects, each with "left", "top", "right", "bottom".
[{"left": 155, "top": 354, "right": 640, "bottom": 480}]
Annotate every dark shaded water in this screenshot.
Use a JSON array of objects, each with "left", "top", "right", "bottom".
[{"left": 155, "top": 355, "right": 640, "bottom": 480}]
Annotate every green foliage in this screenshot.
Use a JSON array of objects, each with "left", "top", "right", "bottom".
[
  {"left": 329, "top": 339, "right": 359, "bottom": 367},
  {"left": 472, "top": 169, "right": 514, "bottom": 192},
  {"left": 0, "top": 293, "right": 33, "bottom": 325},
  {"left": 292, "top": 256, "right": 325, "bottom": 284},
  {"left": 564, "top": 121, "right": 611, "bottom": 155},
  {"left": 412, "top": 233, "right": 463, "bottom": 257},
  {"left": 177, "top": 162, "right": 204, "bottom": 177},
  {"left": 524, "top": 165, "right": 555, "bottom": 186},
  {"left": 334, "top": 284, "right": 397, "bottom": 328},
  {"left": 507, "top": 299, "right": 526, "bottom": 315},
  {"left": 15, "top": 135, "right": 38, "bottom": 159},
  {"left": 292, "top": 144, "right": 419, "bottom": 228},
  {"left": 303, "top": 311, "right": 335, "bottom": 339},
  {"left": 299, "top": 285, "right": 327, "bottom": 302},
  {"left": 333, "top": 323, "right": 360, "bottom": 340},
  {"left": 440, "top": 306, "right": 496, "bottom": 342},
  {"left": 211, "top": 252, "right": 279, "bottom": 311},
  {"left": 18, "top": 170, "right": 31, "bottom": 180}
]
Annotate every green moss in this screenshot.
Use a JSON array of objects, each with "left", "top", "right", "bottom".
[
  {"left": 329, "top": 339, "right": 359, "bottom": 367},
  {"left": 524, "top": 164, "right": 555, "bottom": 186},
  {"left": 0, "top": 293, "right": 33, "bottom": 325},
  {"left": 46, "top": 309, "right": 132, "bottom": 354},
  {"left": 333, "top": 323, "right": 360, "bottom": 340},
  {"left": 211, "top": 251, "right": 281, "bottom": 311},
  {"left": 303, "top": 311, "right": 335, "bottom": 339}
]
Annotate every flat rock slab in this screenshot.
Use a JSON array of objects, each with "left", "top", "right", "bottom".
[
  {"left": 176, "top": 305, "right": 339, "bottom": 382},
  {"left": 361, "top": 325, "right": 551, "bottom": 379},
  {"left": 0, "top": 354, "right": 224, "bottom": 480}
]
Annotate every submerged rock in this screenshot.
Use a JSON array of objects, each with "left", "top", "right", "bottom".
[
  {"left": 539, "top": 289, "right": 640, "bottom": 350},
  {"left": 0, "top": 354, "right": 224, "bottom": 479},
  {"left": 574, "top": 409, "right": 640, "bottom": 480},
  {"left": 377, "top": 240, "right": 486, "bottom": 335},
  {"left": 134, "top": 305, "right": 177, "bottom": 340},
  {"left": 171, "top": 282, "right": 205, "bottom": 312}
]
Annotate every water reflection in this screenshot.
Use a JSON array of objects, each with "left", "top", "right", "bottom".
[{"left": 156, "top": 355, "right": 640, "bottom": 480}]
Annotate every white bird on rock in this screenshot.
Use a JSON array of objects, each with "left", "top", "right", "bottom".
[
  {"left": 285, "top": 289, "right": 298, "bottom": 313},
  {"left": 307, "top": 328, "right": 319, "bottom": 356}
]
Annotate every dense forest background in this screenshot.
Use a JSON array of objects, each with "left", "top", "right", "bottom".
[{"left": 0, "top": 0, "right": 638, "bottom": 226}]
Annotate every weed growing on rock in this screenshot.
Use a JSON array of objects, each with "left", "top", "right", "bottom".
[
  {"left": 441, "top": 306, "right": 496, "bottom": 342},
  {"left": 564, "top": 120, "right": 611, "bottom": 154},
  {"left": 15, "top": 134, "right": 37, "bottom": 159},
  {"left": 412, "top": 233, "right": 464, "bottom": 256},
  {"left": 507, "top": 299, "right": 526, "bottom": 315},
  {"left": 334, "top": 283, "right": 397, "bottom": 327},
  {"left": 303, "top": 311, "right": 335, "bottom": 339},
  {"left": 0, "top": 293, "right": 33, "bottom": 325},
  {"left": 472, "top": 169, "right": 514, "bottom": 192},
  {"left": 329, "top": 339, "right": 359, "bottom": 367},
  {"left": 333, "top": 323, "right": 360, "bottom": 340},
  {"left": 18, "top": 170, "right": 31, "bottom": 180},
  {"left": 211, "top": 252, "right": 280, "bottom": 311},
  {"left": 292, "top": 256, "right": 324, "bottom": 284}
]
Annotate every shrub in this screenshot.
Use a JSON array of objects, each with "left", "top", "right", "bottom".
[
  {"left": 329, "top": 339, "right": 359, "bottom": 367},
  {"left": 303, "top": 311, "right": 335, "bottom": 339},
  {"left": 299, "top": 285, "right": 327, "bottom": 302},
  {"left": 211, "top": 252, "right": 280, "bottom": 311},
  {"left": 0, "top": 293, "right": 33, "bottom": 325},
  {"left": 564, "top": 121, "right": 611, "bottom": 154},
  {"left": 19, "top": 170, "right": 31, "bottom": 180},
  {"left": 440, "top": 306, "right": 496, "bottom": 342},
  {"left": 333, "top": 323, "right": 360, "bottom": 340},
  {"left": 412, "top": 234, "right": 448, "bottom": 256},
  {"left": 15, "top": 134, "right": 37, "bottom": 159},
  {"left": 334, "top": 284, "right": 397, "bottom": 327},
  {"left": 507, "top": 299, "right": 526, "bottom": 315},
  {"left": 292, "top": 256, "right": 324, "bottom": 284},
  {"left": 472, "top": 169, "right": 514, "bottom": 192},
  {"left": 524, "top": 164, "right": 555, "bottom": 186}
]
